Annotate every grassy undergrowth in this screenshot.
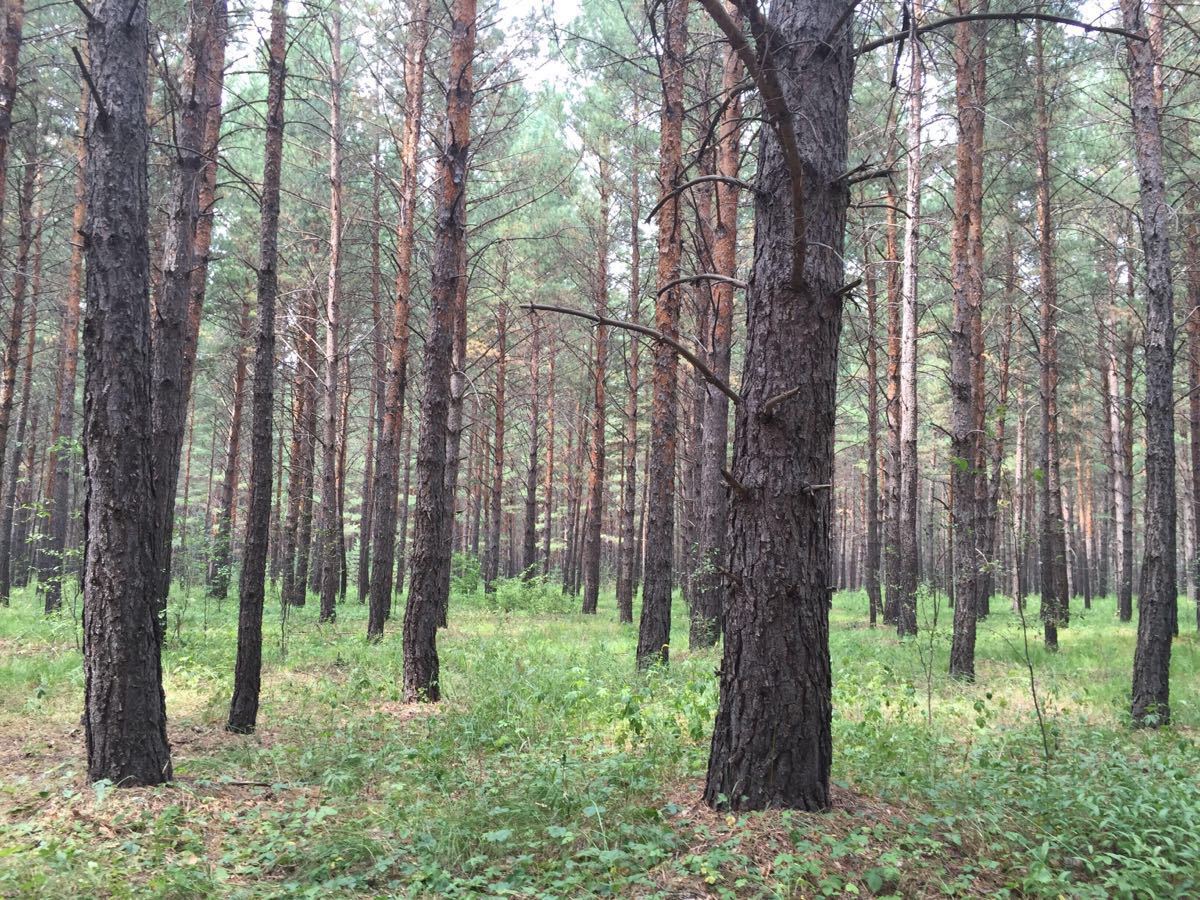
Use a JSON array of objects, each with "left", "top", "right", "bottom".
[{"left": 1, "top": 577, "right": 1199, "bottom": 897}]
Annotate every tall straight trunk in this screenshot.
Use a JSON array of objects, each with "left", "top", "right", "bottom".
[
  {"left": 947, "top": 4, "right": 986, "bottom": 679},
  {"left": 691, "top": 22, "right": 741, "bottom": 645},
  {"left": 636, "top": 0, "right": 687, "bottom": 669},
  {"left": 0, "top": 207, "right": 39, "bottom": 600},
  {"left": 368, "top": 0, "right": 430, "bottom": 638},
  {"left": 404, "top": 0, "right": 476, "bottom": 702},
  {"left": 358, "top": 156, "right": 382, "bottom": 603},
  {"left": 703, "top": 0, "right": 852, "bottom": 812},
  {"left": 151, "top": 0, "right": 228, "bottom": 614},
  {"left": 882, "top": 181, "right": 902, "bottom": 625},
  {"left": 0, "top": 0, "right": 23, "bottom": 237},
  {"left": 582, "top": 161, "right": 610, "bottom": 614},
  {"left": 1034, "top": 21, "right": 1069, "bottom": 651},
  {"left": 0, "top": 161, "right": 35, "bottom": 605},
  {"left": 522, "top": 316, "right": 540, "bottom": 576},
  {"left": 208, "top": 304, "right": 250, "bottom": 599},
  {"left": 227, "top": 0, "right": 285, "bottom": 735},
  {"left": 542, "top": 347, "right": 556, "bottom": 574},
  {"left": 484, "top": 303, "right": 508, "bottom": 593},
  {"left": 1122, "top": 0, "right": 1176, "bottom": 725},
  {"left": 1012, "top": 386, "right": 1028, "bottom": 606},
  {"left": 981, "top": 246, "right": 1015, "bottom": 608},
  {"left": 41, "top": 91, "right": 87, "bottom": 612},
  {"left": 269, "top": 387, "right": 285, "bottom": 583},
  {"left": 897, "top": 7, "right": 924, "bottom": 637},
  {"left": 81, "top": 0, "right": 171, "bottom": 786},
  {"left": 863, "top": 236, "right": 881, "bottom": 625},
  {"left": 615, "top": 170, "right": 640, "bottom": 620},
  {"left": 281, "top": 288, "right": 317, "bottom": 608},
  {"left": 318, "top": 2, "right": 344, "bottom": 623}
]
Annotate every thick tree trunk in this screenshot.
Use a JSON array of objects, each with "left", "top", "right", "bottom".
[
  {"left": 1186, "top": 182, "right": 1200, "bottom": 628},
  {"left": 1121, "top": 0, "right": 1176, "bottom": 725},
  {"left": 691, "top": 25, "right": 741, "bottom": 646},
  {"left": 81, "top": 0, "right": 172, "bottom": 786},
  {"left": 703, "top": 0, "right": 852, "bottom": 812},
  {"left": 227, "top": 0, "right": 285, "bottom": 735},
  {"left": 151, "top": 0, "right": 228, "bottom": 616},
  {"left": 403, "top": 0, "right": 477, "bottom": 702},
  {"left": 440, "top": 261, "right": 470, "bottom": 622},
  {"left": 636, "top": 0, "right": 687, "bottom": 669}
]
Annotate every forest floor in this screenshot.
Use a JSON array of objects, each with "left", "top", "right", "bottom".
[{"left": 1, "top": 576, "right": 1199, "bottom": 898}]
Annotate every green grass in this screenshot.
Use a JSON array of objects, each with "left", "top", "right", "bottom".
[{"left": 1, "top": 575, "right": 1199, "bottom": 897}]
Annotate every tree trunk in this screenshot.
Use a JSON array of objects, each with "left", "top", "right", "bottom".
[
  {"left": 0, "top": 160, "right": 36, "bottom": 605},
  {"left": 318, "top": 1, "right": 344, "bottom": 624},
  {"left": 227, "top": 0, "right": 285, "bottom": 735},
  {"left": 484, "top": 303, "right": 508, "bottom": 593},
  {"left": 522, "top": 316, "right": 540, "bottom": 576},
  {"left": 81, "top": 0, "right": 172, "bottom": 785},
  {"left": 1034, "top": 20, "right": 1069, "bottom": 651},
  {"left": 615, "top": 169, "right": 640, "bottom": 621},
  {"left": 40, "top": 90, "right": 87, "bottom": 613},
  {"left": 0, "top": 0, "right": 24, "bottom": 239},
  {"left": 207, "top": 303, "right": 250, "bottom": 599},
  {"left": 403, "top": 0, "right": 476, "bottom": 702},
  {"left": 691, "top": 22, "right": 741, "bottom": 646},
  {"left": 897, "top": 5, "right": 924, "bottom": 638},
  {"left": 151, "top": 0, "right": 228, "bottom": 616},
  {"left": 636, "top": 0, "right": 687, "bottom": 669},
  {"left": 582, "top": 160, "right": 610, "bottom": 614},
  {"left": 367, "top": 0, "right": 430, "bottom": 638},
  {"left": 703, "top": 0, "right": 852, "bottom": 811},
  {"left": 1122, "top": 0, "right": 1176, "bottom": 725},
  {"left": 863, "top": 235, "right": 881, "bottom": 625}
]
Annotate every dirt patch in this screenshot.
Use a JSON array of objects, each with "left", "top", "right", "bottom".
[{"left": 645, "top": 779, "right": 1007, "bottom": 898}]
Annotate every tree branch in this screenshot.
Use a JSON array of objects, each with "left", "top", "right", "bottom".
[
  {"left": 72, "top": 47, "right": 110, "bottom": 127},
  {"left": 645, "top": 174, "right": 754, "bottom": 223},
  {"left": 857, "top": 12, "right": 1146, "bottom": 55},
  {"left": 524, "top": 303, "right": 742, "bottom": 405},
  {"left": 656, "top": 273, "right": 748, "bottom": 296}
]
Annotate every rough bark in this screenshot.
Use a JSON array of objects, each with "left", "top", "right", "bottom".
[
  {"left": 403, "top": 0, "right": 476, "bottom": 702},
  {"left": 1121, "top": 0, "right": 1175, "bottom": 725},
  {"left": 227, "top": 0, "right": 285, "bottom": 735},
  {"left": 0, "top": 0, "right": 23, "bottom": 236},
  {"left": 81, "top": 0, "right": 172, "bottom": 786},
  {"left": 703, "top": 0, "right": 852, "bottom": 812},
  {"left": 484, "top": 303, "right": 508, "bottom": 594}
]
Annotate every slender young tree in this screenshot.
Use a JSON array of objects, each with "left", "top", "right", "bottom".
[
  {"left": 81, "top": 0, "right": 172, "bottom": 786},
  {"left": 228, "top": 0, "right": 286, "bottom": 735},
  {"left": 615, "top": 167, "right": 640, "bottom": 623},
  {"left": 582, "top": 156, "right": 610, "bottom": 614},
  {"left": 484, "top": 302, "right": 508, "bottom": 594}
]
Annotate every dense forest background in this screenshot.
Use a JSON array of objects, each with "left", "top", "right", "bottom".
[{"left": 1, "top": 0, "right": 1199, "bottom": 894}]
